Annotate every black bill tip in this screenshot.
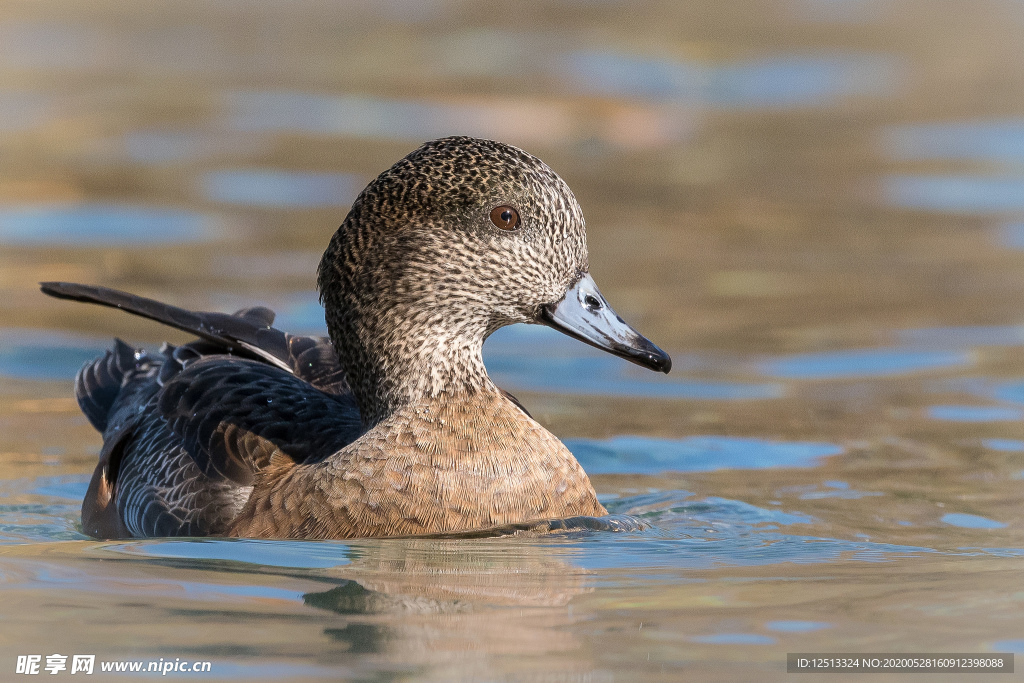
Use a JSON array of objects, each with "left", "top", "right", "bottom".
[
  {"left": 628, "top": 338, "right": 672, "bottom": 374},
  {"left": 539, "top": 301, "right": 673, "bottom": 374}
]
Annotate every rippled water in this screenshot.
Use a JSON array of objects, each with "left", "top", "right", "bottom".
[{"left": 2, "top": 0, "right": 1024, "bottom": 680}]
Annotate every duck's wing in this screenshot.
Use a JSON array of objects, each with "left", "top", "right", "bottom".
[
  {"left": 74, "top": 339, "right": 359, "bottom": 537},
  {"left": 157, "top": 356, "right": 361, "bottom": 485},
  {"left": 45, "top": 282, "right": 360, "bottom": 507},
  {"left": 278, "top": 333, "right": 350, "bottom": 396},
  {"left": 40, "top": 281, "right": 349, "bottom": 394},
  {"left": 41, "top": 281, "right": 294, "bottom": 370}
]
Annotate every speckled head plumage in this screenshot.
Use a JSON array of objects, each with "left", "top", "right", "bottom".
[{"left": 318, "top": 136, "right": 591, "bottom": 424}]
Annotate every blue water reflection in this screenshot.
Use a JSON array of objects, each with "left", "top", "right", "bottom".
[
  {"left": 112, "top": 539, "right": 353, "bottom": 569},
  {"left": 1003, "top": 223, "right": 1024, "bottom": 249},
  {"left": 692, "top": 633, "right": 775, "bottom": 645},
  {"left": 209, "top": 290, "right": 328, "bottom": 337},
  {"left": 0, "top": 329, "right": 107, "bottom": 381},
  {"left": 765, "top": 620, "right": 830, "bottom": 632},
  {"left": 681, "top": 496, "right": 815, "bottom": 526},
  {"left": 568, "top": 435, "right": 842, "bottom": 474},
  {"left": 883, "top": 120, "right": 1024, "bottom": 164},
  {"left": 204, "top": 170, "right": 363, "bottom": 208},
  {"left": 763, "top": 347, "right": 968, "bottom": 379},
  {"left": 993, "top": 381, "right": 1024, "bottom": 405},
  {"left": 928, "top": 405, "right": 1024, "bottom": 422},
  {"left": 0, "top": 204, "right": 224, "bottom": 244},
  {"left": 0, "top": 477, "right": 85, "bottom": 543},
  {"left": 880, "top": 119, "right": 1024, "bottom": 214},
  {"left": 486, "top": 325, "right": 781, "bottom": 399},
  {"left": 940, "top": 513, "right": 1007, "bottom": 530},
  {"left": 30, "top": 478, "right": 87, "bottom": 501},
  {"left": 560, "top": 51, "right": 895, "bottom": 107},
  {"left": 884, "top": 175, "right": 1024, "bottom": 213},
  {"left": 570, "top": 492, "right": 937, "bottom": 571},
  {"left": 261, "top": 295, "right": 328, "bottom": 335},
  {"left": 983, "top": 438, "right": 1024, "bottom": 452}
]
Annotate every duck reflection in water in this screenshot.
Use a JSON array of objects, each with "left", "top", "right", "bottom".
[
  {"left": 302, "top": 538, "right": 595, "bottom": 660},
  {"left": 41, "top": 136, "right": 670, "bottom": 540}
]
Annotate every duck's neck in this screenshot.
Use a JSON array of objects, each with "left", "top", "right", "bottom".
[{"left": 327, "top": 304, "right": 498, "bottom": 428}]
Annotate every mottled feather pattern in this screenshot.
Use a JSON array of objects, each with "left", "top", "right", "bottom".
[
  {"left": 79, "top": 348, "right": 250, "bottom": 537},
  {"left": 110, "top": 403, "right": 250, "bottom": 537},
  {"left": 158, "top": 357, "right": 360, "bottom": 483},
  {"left": 230, "top": 390, "right": 604, "bottom": 539},
  {"left": 318, "top": 137, "right": 588, "bottom": 425}
]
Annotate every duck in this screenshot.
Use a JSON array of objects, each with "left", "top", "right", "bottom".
[{"left": 41, "top": 136, "right": 671, "bottom": 540}]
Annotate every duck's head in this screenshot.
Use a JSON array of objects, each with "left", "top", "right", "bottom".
[{"left": 319, "top": 136, "right": 669, "bottom": 420}]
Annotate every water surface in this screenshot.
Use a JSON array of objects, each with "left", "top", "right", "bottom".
[{"left": 1, "top": 1, "right": 1024, "bottom": 681}]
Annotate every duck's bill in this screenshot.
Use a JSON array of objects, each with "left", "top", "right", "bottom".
[{"left": 540, "top": 273, "right": 672, "bottom": 373}]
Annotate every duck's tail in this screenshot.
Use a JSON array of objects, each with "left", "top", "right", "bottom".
[
  {"left": 40, "top": 282, "right": 293, "bottom": 372},
  {"left": 73, "top": 338, "right": 149, "bottom": 432}
]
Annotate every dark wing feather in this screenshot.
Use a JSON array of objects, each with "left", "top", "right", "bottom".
[
  {"left": 41, "top": 281, "right": 351, "bottom": 396},
  {"left": 74, "top": 338, "right": 145, "bottom": 431},
  {"left": 40, "top": 281, "right": 293, "bottom": 371},
  {"left": 157, "top": 357, "right": 361, "bottom": 486},
  {"left": 286, "top": 335, "right": 350, "bottom": 394}
]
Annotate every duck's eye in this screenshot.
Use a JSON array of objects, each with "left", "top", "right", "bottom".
[{"left": 489, "top": 205, "right": 521, "bottom": 231}]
